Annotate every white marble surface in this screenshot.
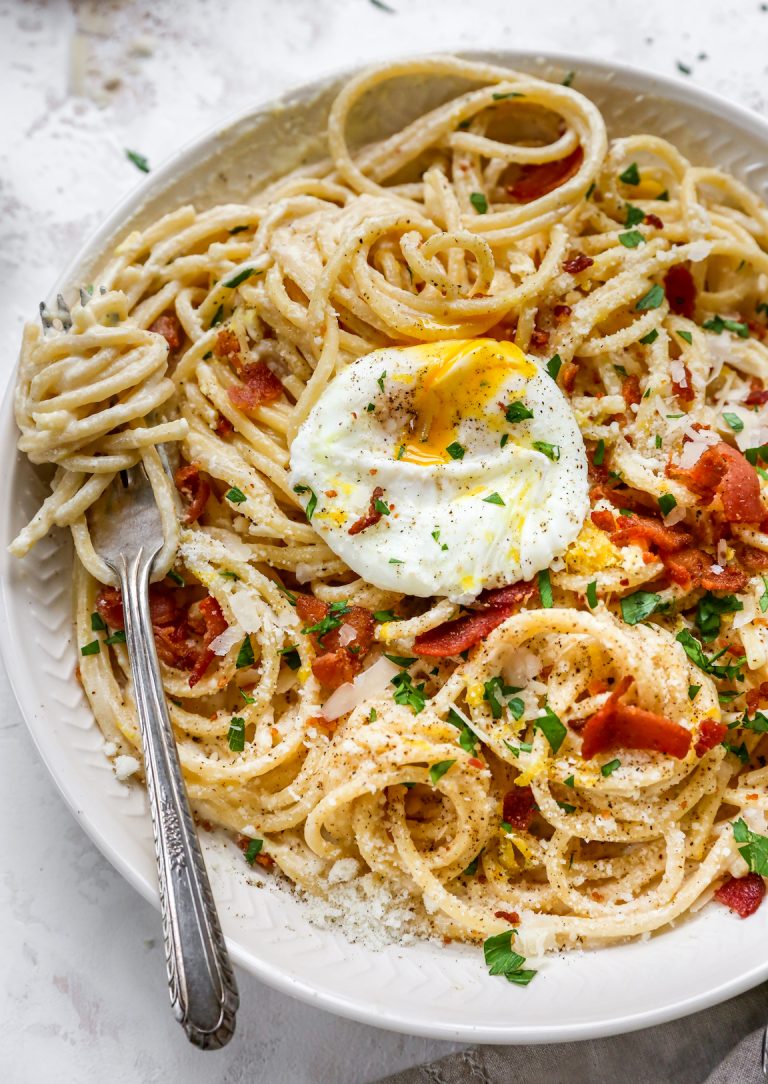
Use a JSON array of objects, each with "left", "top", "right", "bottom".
[{"left": 3, "top": 1, "right": 768, "bottom": 1081}]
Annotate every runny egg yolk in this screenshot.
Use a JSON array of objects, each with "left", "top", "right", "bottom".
[{"left": 398, "top": 340, "right": 536, "bottom": 466}]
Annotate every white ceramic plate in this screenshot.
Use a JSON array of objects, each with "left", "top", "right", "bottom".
[{"left": 3, "top": 51, "right": 768, "bottom": 1044}]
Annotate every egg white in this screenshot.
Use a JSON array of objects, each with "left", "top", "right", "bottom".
[{"left": 289, "top": 340, "right": 589, "bottom": 602}]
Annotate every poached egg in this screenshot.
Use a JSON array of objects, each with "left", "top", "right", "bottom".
[{"left": 289, "top": 339, "right": 589, "bottom": 602}]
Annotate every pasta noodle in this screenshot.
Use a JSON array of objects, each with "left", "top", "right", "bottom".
[{"left": 12, "top": 56, "right": 768, "bottom": 962}]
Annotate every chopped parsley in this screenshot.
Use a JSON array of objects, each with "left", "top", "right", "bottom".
[
  {"left": 236, "top": 634, "right": 255, "bottom": 669},
  {"left": 278, "top": 645, "right": 301, "bottom": 670},
  {"left": 391, "top": 671, "right": 427, "bottom": 713},
  {"left": 620, "top": 590, "right": 662, "bottom": 625},
  {"left": 688, "top": 685, "right": 701, "bottom": 701},
  {"left": 546, "top": 354, "right": 562, "bottom": 381},
  {"left": 745, "top": 446, "right": 768, "bottom": 466},
  {"left": 210, "top": 304, "right": 224, "bottom": 327},
  {"left": 448, "top": 707, "right": 480, "bottom": 754},
  {"left": 533, "top": 441, "right": 560, "bottom": 461},
  {"left": 658, "top": 493, "right": 677, "bottom": 516},
  {"left": 304, "top": 601, "right": 351, "bottom": 640},
  {"left": 723, "top": 412, "right": 744, "bottom": 433},
  {"left": 500, "top": 434, "right": 509, "bottom": 448},
  {"left": 389, "top": 557, "right": 404, "bottom": 564},
  {"left": 167, "top": 569, "right": 185, "bottom": 587},
  {"left": 655, "top": 435, "right": 663, "bottom": 449},
  {"left": 104, "top": 630, "right": 126, "bottom": 645},
  {"left": 470, "top": 191, "right": 489, "bottom": 214},
  {"left": 80, "top": 640, "right": 100, "bottom": 656},
  {"left": 761, "top": 576, "right": 768, "bottom": 613},
  {"left": 733, "top": 819, "right": 768, "bottom": 876},
  {"left": 639, "top": 328, "right": 659, "bottom": 345},
  {"left": 702, "top": 315, "right": 750, "bottom": 338},
  {"left": 695, "top": 592, "right": 743, "bottom": 643},
  {"left": 538, "top": 568, "right": 553, "bottom": 608},
  {"left": 228, "top": 716, "right": 246, "bottom": 752},
  {"left": 244, "top": 838, "right": 263, "bottom": 864},
  {"left": 619, "top": 229, "right": 645, "bottom": 248},
  {"left": 535, "top": 704, "right": 567, "bottom": 754},
  {"left": 601, "top": 758, "right": 621, "bottom": 777},
  {"left": 125, "top": 148, "right": 150, "bottom": 173},
  {"left": 293, "top": 483, "right": 317, "bottom": 520},
  {"left": 624, "top": 204, "right": 645, "bottom": 227},
  {"left": 742, "top": 711, "right": 768, "bottom": 734},
  {"left": 385, "top": 653, "right": 416, "bottom": 668},
  {"left": 586, "top": 581, "right": 598, "bottom": 609},
  {"left": 492, "top": 91, "right": 524, "bottom": 100},
  {"left": 219, "top": 570, "right": 240, "bottom": 580},
  {"left": 676, "top": 629, "right": 746, "bottom": 680},
  {"left": 593, "top": 438, "right": 605, "bottom": 466},
  {"left": 91, "top": 612, "right": 107, "bottom": 632},
  {"left": 377, "top": 371, "right": 387, "bottom": 392},
  {"left": 504, "top": 740, "right": 533, "bottom": 758},
  {"left": 374, "top": 609, "right": 397, "bottom": 623},
  {"left": 429, "top": 760, "right": 456, "bottom": 785},
  {"left": 373, "top": 496, "right": 391, "bottom": 516},
  {"left": 619, "top": 162, "right": 640, "bottom": 185},
  {"left": 562, "top": 70, "right": 575, "bottom": 87},
  {"left": 677, "top": 330, "right": 693, "bottom": 345},
  {"left": 446, "top": 441, "right": 465, "bottom": 460},
  {"left": 557, "top": 801, "right": 576, "bottom": 814},
  {"left": 223, "top": 267, "right": 255, "bottom": 289},
  {"left": 564, "top": 774, "right": 575, "bottom": 788},
  {"left": 240, "top": 689, "right": 256, "bottom": 705},
  {"left": 483, "top": 676, "right": 523, "bottom": 720},
  {"left": 225, "top": 486, "right": 247, "bottom": 504},
  {"left": 463, "top": 854, "right": 481, "bottom": 876},
  {"left": 676, "top": 60, "right": 692, "bottom": 75},
  {"left": 483, "top": 492, "right": 505, "bottom": 506},
  {"left": 635, "top": 284, "right": 665, "bottom": 312},
  {"left": 505, "top": 401, "right": 534, "bottom": 423},
  {"left": 229, "top": 225, "right": 249, "bottom": 234},
  {"left": 483, "top": 930, "right": 537, "bottom": 985}
]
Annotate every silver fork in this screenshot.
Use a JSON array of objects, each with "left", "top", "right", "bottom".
[{"left": 90, "top": 462, "right": 239, "bottom": 1049}]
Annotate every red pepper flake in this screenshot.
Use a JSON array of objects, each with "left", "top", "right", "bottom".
[
  {"left": 553, "top": 304, "right": 572, "bottom": 324},
  {"left": 563, "top": 252, "right": 594, "bottom": 275},
  {"left": 529, "top": 328, "right": 550, "bottom": 350},
  {"left": 468, "top": 756, "right": 484, "bottom": 769},
  {"left": 494, "top": 910, "right": 520, "bottom": 924},
  {"left": 664, "top": 265, "right": 696, "bottom": 319},
  {"left": 645, "top": 213, "right": 664, "bottom": 230}
]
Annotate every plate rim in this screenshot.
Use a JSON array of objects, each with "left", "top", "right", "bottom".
[{"left": 4, "top": 47, "right": 768, "bottom": 1044}]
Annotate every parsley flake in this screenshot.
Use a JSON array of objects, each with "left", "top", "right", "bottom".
[
  {"left": 723, "top": 412, "right": 744, "bottom": 433},
  {"left": 223, "top": 267, "right": 255, "bottom": 289},
  {"left": 635, "top": 284, "right": 665, "bottom": 312},
  {"left": 733, "top": 819, "right": 768, "bottom": 875},
  {"left": 619, "top": 229, "right": 645, "bottom": 248},
  {"left": 293, "top": 483, "right": 317, "bottom": 520},
  {"left": 619, "top": 162, "right": 640, "bottom": 186},
  {"left": 236, "top": 634, "right": 255, "bottom": 669},
  {"left": 483, "top": 930, "right": 537, "bottom": 985},
  {"left": 483, "top": 492, "right": 505, "bottom": 506},
  {"left": 538, "top": 568, "right": 553, "bottom": 608},
  {"left": 620, "top": 590, "right": 662, "bottom": 625},
  {"left": 546, "top": 354, "right": 562, "bottom": 381},
  {"left": 533, "top": 441, "right": 560, "bottom": 461},
  {"left": 505, "top": 401, "right": 534, "bottom": 423},
  {"left": 658, "top": 493, "right": 677, "bottom": 516},
  {"left": 228, "top": 716, "right": 246, "bottom": 752},
  {"left": 535, "top": 704, "right": 567, "bottom": 754},
  {"left": 470, "top": 192, "right": 489, "bottom": 214},
  {"left": 244, "top": 838, "right": 263, "bottom": 864},
  {"left": 80, "top": 640, "right": 100, "bottom": 656},
  {"left": 446, "top": 441, "right": 465, "bottom": 460},
  {"left": 586, "top": 581, "right": 598, "bottom": 609},
  {"left": 125, "top": 148, "right": 150, "bottom": 173},
  {"left": 226, "top": 486, "right": 247, "bottom": 504},
  {"left": 601, "top": 758, "right": 621, "bottom": 777},
  {"left": 429, "top": 760, "right": 456, "bottom": 785},
  {"left": 640, "top": 328, "right": 659, "bottom": 345}
]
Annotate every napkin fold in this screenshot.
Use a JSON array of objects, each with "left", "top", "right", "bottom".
[{"left": 376, "top": 984, "right": 767, "bottom": 1084}]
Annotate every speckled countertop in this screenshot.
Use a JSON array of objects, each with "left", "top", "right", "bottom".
[{"left": 2, "top": 2, "right": 768, "bottom": 1081}]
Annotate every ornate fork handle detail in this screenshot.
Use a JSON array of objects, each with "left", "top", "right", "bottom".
[{"left": 116, "top": 547, "right": 239, "bottom": 1049}]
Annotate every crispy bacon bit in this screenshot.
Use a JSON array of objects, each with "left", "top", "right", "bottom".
[
  {"left": 215, "top": 414, "right": 234, "bottom": 437},
  {"left": 468, "top": 756, "right": 484, "bottom": 769},
  {"left": 580, "top": 676, "right": 692, "bottom": 760},
  {"left": 529, "top": 328, "right": 550, "bottom": 350},
  {"left": 664, "top": 265, "right": 696, "bottom": 319},
  {"left": 694, "top": 720, "right": 727, "bottom": 757},
  {"left": 553, "top": 304, "right": 572, "bottom": 324},
  {"left": 563, "top": 252, "right": 594, "bottom": 275},
  {"left": 228, "top": 362, "right": 283, "bottom": 413},
  {"left": 663, "top": 547, "right": 748, "bottom": 593},
  {"left": 714, "top": 873, "right": 766, "bottom": 918},
  {"left": 746, "top": 683, "right": 768, "bottom": 715},
  {"left": 622, "top": 374, "right": 641, "bottom": 408},
  {"left": 149, "top": 313, "right": 183, "bottom": 351},
  {"left": 502, "top": 787, "right": 536, "bottom": 831},
  {"left": 645, "top": 212, "right": 664, "bottom": 230},
  {"left": 736, "top": 544, "right": 768, "bottom": 574},
  {"left": 215, "top": 329, "right": 241, "bottom": 358},
  {"left": 610, "top": 512, "right": 692, "bottom": 554},
  {"left": 494, "top": 910, "right": 520, "bottom": 924},
  {"left": 561, "top": 362, "right": 578, "bottom": 394},
  {"left": 668, "top": 441, "right": 764, "bottom": 523},
  {"left": 672, "top": 363, "right": 695, "bottom": 403},
  {"left": 295, "top": 594, "right": 375, "bottom": 690},
  {"left": 174, "top": 463, "right": 210, "bottom": 524},
  {"left": 96, "top": 584, "right": 178, "bottom": 630},
  {"left": 591, "top": 508, "right": 617, "bottom": 532},
  {"left": 188, "top": 596, "right": 228, "bottom": 686},
  {"left": 414, "top": 581, "right": 537, "bottom": 657},
  {"left": 506, "top": 146, "right": 584, "bottom": 202},
  {"left": 746, "top": 380, "right": 768, "bottom": 406},
  {"left": 348, "top": 486, "right": 385, "bottom": 536}
]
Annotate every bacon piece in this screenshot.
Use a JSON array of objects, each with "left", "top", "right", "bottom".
[
  {"left": 672, "top": 363, "right": 695, "bottom": 403},
  {"left": 414, "top": 580, "right": 537, "bottom": 658},
  {"left": 580, "top": 676, "right": 692, "bottom": 760},
  {"left": 591, "top": 509, "right": 617, "bottom": 532},
  {"left": 622, "top": 374, "right": 641, "bottom": 408},
  {"left": 553, "top": 304, "right": 571, "bottom": 324},
  {"left": 714, "top": 873, "right": 766, "bottom": 918},
  {"left": 668, "top": 441, "right": 764, "bottom": 523},
  {"left": 494, "top": 910, "right": 520, "bottom": 924},
  {"left": 664, "top": 265, "right": 696, "bottom": 319},
  {"left": 563, "top": 252, "right": 594, "bottom": 275},
  {"left": 746, "top": 683, "right": 768, "bottom": 715},
  {"left": 746, "top": 380, "right": 768, "bottom": 406},
  {"left": 529, "top": 328, "right": 550, "bottom": 350},
  {"left": 295, "top": 594, "right": 375, "bottom": 689},
  {"left": 188, "top": 596, "right": 228, "bottom": 686},
  {"left": 502, "top": 787, "right": 536, "bottom": 831},
  {"left": 610, "top": 512, "right": 692, "bottom": 554},
  {"left": 663, "top": 547, "right": 748, "bottom": 593},
  {"left": 215, "top": 329, "right": 241, "bottom": 359},
  {"left": 228, "top": 362, "right": 283, "bottom": 413},
  {"left": 506, "top": 146, "right": 584, "bottom": 202},
  {"left": 694, "top": 720, "right": 727, "bottom": 757},
  {"left": 348, "top": 486, "right": 385, "bottom": 536},
  {"left": 215, "top": 414, "right": 234, "bottom": 437},
  {"left": 149, "top": 313, "right": 183, "bottom": 351},
  {"left": 561, "top": 362, "right": 578, "bottom": 394},
  {"left": 174, "top": 463, "right": 210, "bottom": 524},
  {"left": 645, "top": 212, "right": 664, "bottom": 230},
  {"left": 95, "top": 584, "right": 179, "bottom": 630},
  {"left": 736, "top": 544, "right": 768, "bottom": 574}
]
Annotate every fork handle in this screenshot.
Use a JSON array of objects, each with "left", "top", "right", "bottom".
[{"left": 116, "top": 549, "right": 239, "bottom": 1049}]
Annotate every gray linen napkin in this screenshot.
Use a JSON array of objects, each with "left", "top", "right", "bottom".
[{"left": 376, "top": 984, "right": 767, "bottom": 1084}]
